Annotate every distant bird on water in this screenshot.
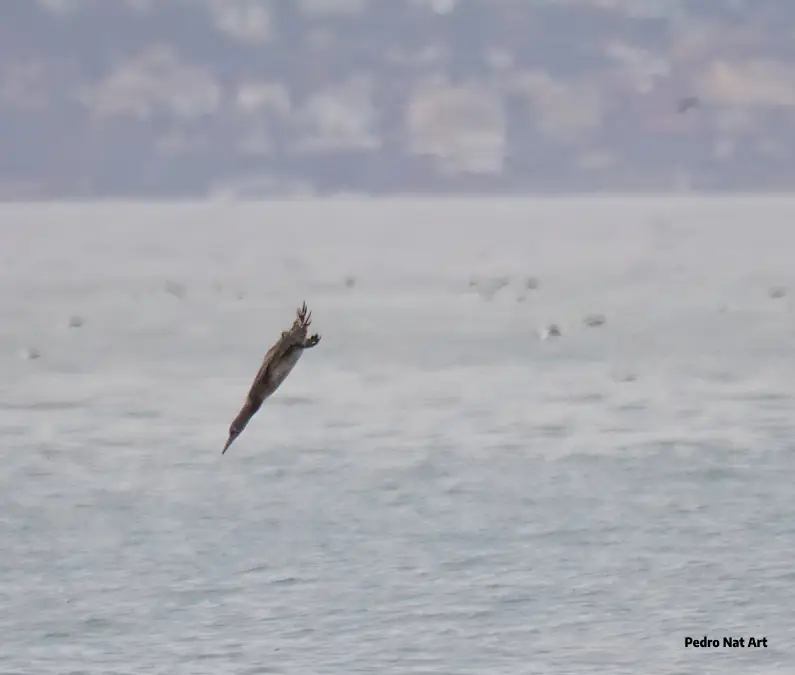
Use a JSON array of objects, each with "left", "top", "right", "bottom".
[{"left": 222, "top": 302, "right": 321, "bottom": 455}]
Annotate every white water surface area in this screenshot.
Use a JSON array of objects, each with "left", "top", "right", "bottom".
[{"left": 1, "top": 196, "right": 794, "bottom": 674}]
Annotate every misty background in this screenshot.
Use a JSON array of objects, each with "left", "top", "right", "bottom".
[{"left": 3, "top": 0, "right": 795, "bottom": 198}]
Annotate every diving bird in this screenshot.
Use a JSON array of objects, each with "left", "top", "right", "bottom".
[{"left": 222, "top": 302, "right": 321, "bottom": 454}]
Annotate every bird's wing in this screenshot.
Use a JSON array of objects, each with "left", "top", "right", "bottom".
[{"left": 245, "top": 329, "right": 301, "bottom": 399}]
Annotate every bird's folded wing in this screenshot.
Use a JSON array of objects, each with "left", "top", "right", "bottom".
[{"left": 245, "top": 330, "right": 300, "bottom": 397}]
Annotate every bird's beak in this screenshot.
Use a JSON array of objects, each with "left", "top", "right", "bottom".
[{"left": 222, "top": 432, "right": 238, "bottom": 455}]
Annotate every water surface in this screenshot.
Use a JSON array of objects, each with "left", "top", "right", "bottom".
[{"left": 1, "top": 197, "right": 794, "bottom": 674}]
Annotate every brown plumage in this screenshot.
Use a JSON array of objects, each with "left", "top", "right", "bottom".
[{"left": 222, "top": 302, "right": 321, "bottom": 454}]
